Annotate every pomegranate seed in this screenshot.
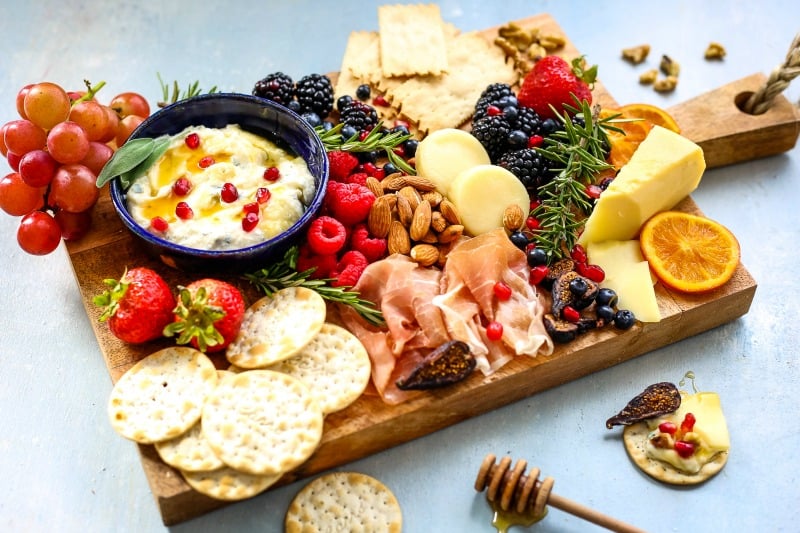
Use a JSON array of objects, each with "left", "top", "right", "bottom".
[
  {"left": 175, "top": 201, "right": 193, "bottom": 220},
  {"left": 373, "top": 95, "right": 389, "bottom": 107},
  {"left": 256, "top": 187, "right": 271, "bottom": 204},
  {"left": 220, "top": 182, "right": 239, "bottom": 203},
  {"left": 529, "top": 265, "right": 549, "bottom": 285},
  {"left": 393, "top": 145, "right": 406, "bottom": 157},
  {"left": 493, "top": 281, "right": 513, "bottom": 301},
  {"left": 263, "top": 166, "right": 280, "bottom": 181},
  {"left": 570, "top": 244, "right": 587, "bottom": 264},
  {"left": 242, "top": 212, "right": 259, "bottom": 232},
  {"left": 674, "top": 440, "right": 696, "bottom": 458},
  {"left": 658, "top": 421, "right": 677, "bottom": 435},
  {"left": 362, "top": 162, "right": 378, "bottom": 177},
  {"left": 242, "top": 201, "right": 259, "bottom": 215},
  {"left": 527, "top": 134, "right": 544, "bottom": 148},
  {"left": 172, "top": 176, "right": 192, "bottom": 196},
  {"left": 680, "top": 413, "right": 696, "bottom": 433},
  {"left": 150, "top": 216, "right": 169, "bottom": 232},
  {"left": 577, "top": 262, "right": 605, "bottom": 283},
  {"left": 359, "top": 130, "right": 370, "bottom": 141},
  {"left": 562, "top": 306, "right": 581, "bottom": 323},
  {"left": 525, "top": 216, "right": 540, "bottom": 231},
  {"left": 394, "top": 119, "right": 410, "bottom": 130},
  {"left": 198, "top": 155, "right": 215, "bottom": 168},
  {"left": 184, "top": 133, "right": 200, "bottom": 149},
  {"left": 485, "top": 321, "right": 503, "bottom": 341},
  {"left": 529, "top": 199, "right": 541, "bottom": 210},
  {"left": 486, "top": 105, "right": 502, "bottom": 116},
  {"left": 586, "top": 184, "right": 603, "bottom": 199}
]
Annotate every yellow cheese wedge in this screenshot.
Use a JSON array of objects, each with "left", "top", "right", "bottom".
[
  {"left": 578, "top": 126, "right": 705, "bottom": 246},
  {"left": 447, "top": 164, "right": 530, "bottom": 236},
  {"left": 586, "top": 240, "right": 656, "bottom": 286},
  {"left": 600, "top": 260, "right": 661, "bottom": 322},
  {"left": 414, "top": 128, "right": 491, "bottom": 195}
]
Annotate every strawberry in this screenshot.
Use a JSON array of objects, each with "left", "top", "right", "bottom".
[
  {"left": 93, "top": 267, "right": 174, "bottom": 344},
  {"left": 164, "top": 278, "right": 246, "bottom": 353},
  {"left": 517, "top": 55, "right": 597, "bottom": 119}
]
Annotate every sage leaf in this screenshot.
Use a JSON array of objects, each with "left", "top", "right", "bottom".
[
  {"left": 95, "top": 137, "right": 155, "bottom": 188},
  {"left": 118, "top": 136, "right": 171, "bottom": 190}
]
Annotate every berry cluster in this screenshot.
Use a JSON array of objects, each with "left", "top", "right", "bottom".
[
  {"left": 0, "top": 81, "right": 150, "bottom": 255},
  {"left": 252, "top": 72, "right": 335, "bottom": 128}
]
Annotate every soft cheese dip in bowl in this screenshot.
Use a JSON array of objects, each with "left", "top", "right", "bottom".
[{"left": 109, "top": 93, "right": 328, "bottom": 273}]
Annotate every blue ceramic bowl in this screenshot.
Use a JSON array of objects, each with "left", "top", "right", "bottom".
[{"left": 109, "top": 93, "right": 328, "bottom": 273}]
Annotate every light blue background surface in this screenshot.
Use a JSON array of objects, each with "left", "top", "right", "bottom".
[{"left": 1, "top": 1, "right": 798, "bottom": 531}]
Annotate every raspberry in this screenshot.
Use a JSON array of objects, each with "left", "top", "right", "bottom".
[
  {"left": 324, "top": 181, "right": 375, "bottom": 226},
  {"left": 343, "top": 172, "right": 369, "bottom": 187},
  {"left": 296, "top": 244, "right": 338, "bottom": 279},
  {"left": 306, "top": 215, "right": 347, "bottom": 255},
  {"left": 350, "top": 223, "right": 387, "bottom": 263},
  {"left": 327, "top": 150, "right": 359, "bottom": 182},
  {"left": 331, "top": 250, "right": 368, "bottom": 287}
]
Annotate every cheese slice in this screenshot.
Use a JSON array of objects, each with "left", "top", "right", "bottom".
[
  {"left": 414, "top": 128, "right": 491, "bottom": 195},
  {"left": 601, "top": 260, "right": 661, "bottom": 322},
  {"left": 578, "top": 126, "right": 705, "bottom": 246},
  {"left": 586, "top": 239, "right": 655, "bottom": 285}
]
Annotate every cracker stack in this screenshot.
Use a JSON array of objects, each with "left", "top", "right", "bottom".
[{"left": 106, "top": 287, "right": 373, "bottom": 502}]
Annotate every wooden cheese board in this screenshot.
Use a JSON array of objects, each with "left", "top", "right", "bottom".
[{"left": 65, "top": 13, "right": 766, "bottom": 526}]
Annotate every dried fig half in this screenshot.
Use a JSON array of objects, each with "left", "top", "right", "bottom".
[
  {"left": 396, "top": 340, "right": 476, "bottom": 390},
  {"left": 605, "top": 382, "right": 681, "bottom": 429}
]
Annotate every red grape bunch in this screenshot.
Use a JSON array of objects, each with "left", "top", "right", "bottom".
[{"left": 0, "top": 81, "right": 150, "bottom": 255}]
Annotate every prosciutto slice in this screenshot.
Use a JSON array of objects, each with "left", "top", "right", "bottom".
[{"left": 337, "top": 230, "right": 553, "bottom": 405}]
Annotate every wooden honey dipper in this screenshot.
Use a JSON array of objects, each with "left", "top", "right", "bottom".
[{"left": 475, "top": 454, "right": 647, "bottom": 533}]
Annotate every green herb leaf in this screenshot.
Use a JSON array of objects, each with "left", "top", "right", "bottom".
[
  {"left": 118, "top": 136, "right": 171, "bottom": 189},
  {"left": 95, "top": 138, "right": 155, "bottom": 188}
]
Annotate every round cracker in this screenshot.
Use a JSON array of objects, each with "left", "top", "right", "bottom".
[
  {"left": 623, "top": 422, "right": 728, "bottom": 485},
  {"left": 154, "top": 370, "right": 232, "bottom": 472},
  {"left": 266, "top": 323, "right": 371, "bottom": 415},
  {"left": 285, "top": 472, "right": 402, "bottom": 533},
  {"left": 181, "top": 465, "right": 281, "bottom": 501},
  {"left": 226, "top": 287, "right": 327, "bottom": 369},
  {"left": 202, "top": 370, "right": 324, "bottom": 476},
  {"left": 107, "top": 347, "right": 218, "bottom": 444}
]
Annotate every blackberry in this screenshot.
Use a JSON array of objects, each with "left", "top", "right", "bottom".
[
  {"left": 295, "top": 73, "right": 334, "bottom": 119},
  {"left": 340, "top": 100, "right": 378, "bottom": 133},
  {"left": 498, "top": 148, "right": 552, "bottom": 191},
  {"left": 513, "top": 106, "right": 545, "bottom": 138},
  {"left": 252, "top": 72, "right": 294, "bottom": 106},
  {"left": 471, "top": 115, "right": 511, "bottom": 162},
  {"left": 473, "top": 83, "right": 516, "bottom": 122}
]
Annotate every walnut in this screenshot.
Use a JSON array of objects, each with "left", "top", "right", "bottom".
[
  {"left": 621, "top": 44, "right": 651, "bottom": 65},
  {"left": 659, "top": 55, "right": 680, "bottom": 77},
  {"left": 654, "top": 75, "right": 679, "bottom": 93},
  {"left": 639, "top": 69, "right": 659, "bottom": 85},
  {"left": 704, "top": 42, "right": 726, "bottom": 60}
]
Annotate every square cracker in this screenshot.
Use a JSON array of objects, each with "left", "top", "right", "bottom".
[
  {"left": 378, "top": 4, "right": 448, "bottom": 77},
  {"left": 334, "top": 31, "right": 379, "bottom": 101},
  {"left": 387, "top": 31, "right": 518, "bottom": 134}
]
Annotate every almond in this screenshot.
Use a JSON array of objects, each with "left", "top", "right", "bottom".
[
  {"left": 381, "top": 173, "right": 407, "bottom": 191},
  {"left": 410, "top": 200, "right": 432, "bottom": 241},
  {"left": 431, "top": 210, "right": 448, "bottom": 233},
  {"left": 365, "top": 176, "right": 384, "bottom": 198},
  {"left": 396, "top": 194, "right": 414, "bottom": 226},
  {"left": 438, "top": 224, "right": 464, "bottom": 243},
  {"left": 419, "top": 228, "right": 439, "bottom": 244},
  {"left": 398, "top": 185, "right": 421, "bottom": 211},
  {"left": 421, "top": 189, "right": 443, "bottom": 207},
  {"left": 502, "top": 203, "right": 525, "bottom": 232},
  {"left": 410, "top": 244, "right": 439, "bottom": 267},
  {"left": 367, "top": 196, "right": 392, "bottom": 238},
  {"left": 439, "top": 199, "right": 461, "bottom": 225},
  {"left": 388, "top": 220, "right": 411, "bottom": 255},
  {"left": 401, "top": 175, "right": 437, "bottom": 192}
]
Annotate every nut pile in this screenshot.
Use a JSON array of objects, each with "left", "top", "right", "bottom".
[{"left": 366, "top": 173, "right": 464, "bottom": 267}]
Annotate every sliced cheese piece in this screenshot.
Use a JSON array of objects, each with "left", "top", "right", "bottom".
[
  {"left": 600, "top": 260, "right": 661, "bottom": 322},
  {"left": 578, "top": 125, "right": 705, "bottom": 246},
  {"left": 587, "top": 239, "right": 656, "bottom": 285},
  {"left": 447, "top": 164, "right": 529, "bottom": 236},
  {"left": 414, "top": 128, "right": 491, "bottom": 195}
]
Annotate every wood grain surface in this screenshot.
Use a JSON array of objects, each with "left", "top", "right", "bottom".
[{"left": 65, "top": 13, "right": 758, "bottom": 526}]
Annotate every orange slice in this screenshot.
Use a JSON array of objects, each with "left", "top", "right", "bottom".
[
  {"left": 601, "top": 104, "right": 680, "bottom": 169},
  {"left": 639, "top": 211, "right": 740, "bottom": 293},
  {"left": 618, "top": 103, "right": 681, "bottom": 134}
]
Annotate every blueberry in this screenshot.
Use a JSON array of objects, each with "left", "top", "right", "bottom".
[
  {"left": 358, "top": 150, "right": 378, "bottom": 163},
  {"left": 391, "top": 124, "right": 410, "bottom": 136},
  {"left": 509, "top": 230, "right": 529, "bottom": 250},
  {"left": 336, "top": 94, "right": 353, "bottom": 111},
  {"left": 596, "top": 288, "right": 618, "bottom": 307},
  {"left": 320, "top": 120, "right": 335, "bottom": 132},
  {"left": 596, "top": 304, "right": 615, "bottom": 323},
  {"left": 355, "top": 84, "right": 371, "bottom": 101},
  {"left": 301, "top": 111, "right": 321, "bottom": 127},
  {"left": 541, "top": 118, "right": 558, "bottom": 134},
  {"left": 383, "top": 162, "right": 398, "bottom": 175},
  {"left": 496, "top": 95, "right": 518, "bottom": 109},
  {"left": 569, "top": 277, "right": 589, "bottom": 297},
  {"left": 507, "top": 129, "right": 528, "bottom": 148},
  {"left": 613, "top": 309, "right": 636, "bottom": 330},
  {"left": 287, "top": 100, "right": 302, "bottom": 113},
  {"left": 403, "top": 139, "right": 419, "bottom": 157},
  {"left": 502, "top": 106, "right": 518, "bottom": 122},
  {"left": 526, "top": 246, "right": 548, "bottom": 267},
  {"left": 340, "top": 124, "right": 358, "bottom": 140}
]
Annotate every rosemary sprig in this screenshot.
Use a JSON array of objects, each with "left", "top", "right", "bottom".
[
  {"left": 531, "top": 98, "right": 616, "bottom": 261},
  {"left": 315, "top": 121, "right": 415, "bottom": 175},
  {"left": 243, "top": 246, "right": 385, "bottom": 327},
  {"left": 156, "top": 73, "right": 218, "bottom": 107}
]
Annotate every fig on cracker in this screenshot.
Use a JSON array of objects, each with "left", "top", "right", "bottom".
[{"left": 605, "top": 381, "right": 681, "bottom": 429}]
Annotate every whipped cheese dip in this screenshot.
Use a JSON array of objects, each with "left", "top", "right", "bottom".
[{"left": 126, "top": 124, "right": 316, "bottom": 250}]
